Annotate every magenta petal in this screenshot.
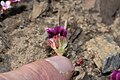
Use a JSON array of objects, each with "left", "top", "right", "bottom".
[
  {"left": 54, "top": 26, "right": 64, "bottom": 35},
  {"left": 60, "top": 29, "right": 67, "bottom": 37},
  {"left": 54, "top": 26, "right": 67, "bottom": 37},
  {"left": 46, "top": 28, "right": 55, "bottom": 38},
  {"left": 111, "top": 70, "right": 120, "bottom": 80},
  {"left": 116, "top": 73, "right": 120, "bottom": 80},
  {"left": 46, "top": 26, "right": 67, "bottom": 38}
]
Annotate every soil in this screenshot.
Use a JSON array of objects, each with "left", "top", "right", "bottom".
[{"left": 0, "top": 0, "right": 119, "bottom": 80}]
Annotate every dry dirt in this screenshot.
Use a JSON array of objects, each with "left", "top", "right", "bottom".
[{"left": 0, "top": 0, "right": 120, "bottom": 80}]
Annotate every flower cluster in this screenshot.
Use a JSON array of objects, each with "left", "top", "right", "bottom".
[
  {"left": 110, "top": 70, "right": 120, "bottom": 80},
  {"left": 0, "top": 0, "right": 20, "bottom": 13},
  {"left": 46, "top": 26, "right": 68, "bottom": 55}
]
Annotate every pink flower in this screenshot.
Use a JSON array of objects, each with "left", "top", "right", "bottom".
[
  {"left": 46, "top": 26, "right": 68, "bottom": 55},
  {"left": 110, "top": 70, "right": 120, "bottom": 80},
  {"left": 48, "top": 38, "right": 58, "bottom": 50},
  {"left": 1, "top": 1, "right": 11, "bottom": 11},
  {"left": 46, "top": 26, "right": 67, "bottom": 38},
  {"left": 48, "top": 35, "right": 67, "bottom": 55}
]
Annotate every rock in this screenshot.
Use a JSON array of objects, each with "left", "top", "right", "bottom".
[
  {"left": 82, "top": 0, "right": 120, "bottom": 25},
  {"left": 100, "top": 0, "right": 120, "bottom": 25},
  {"left": 109, "top": 17, "right": 120, "bottom": 47},
  {"left": 102, "top": 53, "right": 120, "bottom": 74},
  {"left": 84, "top": 34, "right": 120, "bottom": 69},
  {"left": 82, "top": 0, "right": 96, "bottom": 10},
  {"left": 29, "top": 1, "right": 48, "bottom": 21}
]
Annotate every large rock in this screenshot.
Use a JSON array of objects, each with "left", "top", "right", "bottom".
[
  {"left": 100, "top": 0, "right": 120, "bottom": 25},
  {"left": 82, "top": 0, "right": 120, "bottom": 25},
  {"left": 102, "top": 53, "right": 120, "bottom": 74},
  {"left": 29, "top": 1, "right": 48, "bottom": 21},
  {"left": 84, "top": 34, "right": 120, "bottom": 69}
]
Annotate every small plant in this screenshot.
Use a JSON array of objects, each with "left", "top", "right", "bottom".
[
  {"left": 46, "top": 26, "right": 68, "bottom": 55},
  {"left": 0, "top": 0, "right": 20, "bottom": 13}
]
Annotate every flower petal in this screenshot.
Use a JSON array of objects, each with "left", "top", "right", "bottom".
[
  {"left": 111, "top": 70, "right": 120, "bottom": 80},
  {"left": 6, "top": 1, "right": 11, "bottom": 9},
  {"left": 54, "top": 26, "right": 64, "bottom": 35},
  {"left": 46, "top": 26, "right": 67, "bottom": 38},
  {"left": 60, "top": 29, "right": 67, "bottom": 37},
  {"left": 48, "top": 38, "right": 56, "bottom": 49},
  {"left": 46, "top": 28, "right": 55, "bottom": 38},
  {"left": 1, "top": 1, "right": 5, "bottom": 6},
  {"left": 116, "top": 73, "right": 120, "bottom": 80}
]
